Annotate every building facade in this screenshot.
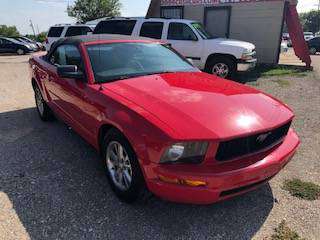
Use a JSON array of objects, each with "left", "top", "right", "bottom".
[{"left": 147, "top": 0, "right": 290, "bottom": 64}]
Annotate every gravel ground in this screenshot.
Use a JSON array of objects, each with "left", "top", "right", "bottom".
[{"left": 0, "top": 54, "right": 319, "bottom": 240}]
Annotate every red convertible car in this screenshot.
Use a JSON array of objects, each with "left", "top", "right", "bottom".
[{"left": 29, "top": 35, "right": 300, "bottom": 204}]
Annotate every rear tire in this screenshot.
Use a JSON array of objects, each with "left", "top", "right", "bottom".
[
  {"left": 101, "top": 128, "right": 151, "bottom": 203},
  {"left": 33, "top": 84, "right": 54, "bottom": 121},
  {"left": 205, "top": 56, "right": 236, "bottom": 79},
  {"left": 16, "top": 49, "right": 25, "bottom": 55}
]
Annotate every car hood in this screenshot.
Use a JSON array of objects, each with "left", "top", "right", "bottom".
[
  {"left": 206, "top": 38, "right": 255, "bottom": 51},
  {"left": 104, "top": 72, "right": 293, "bottom": 140}
]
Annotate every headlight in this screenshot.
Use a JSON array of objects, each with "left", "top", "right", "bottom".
[
  {"left": 241, "top": 49, "right": 255, "bottom": 60},
  {"left": 160, "top": 142, "right": 209, "bottom": 164}
]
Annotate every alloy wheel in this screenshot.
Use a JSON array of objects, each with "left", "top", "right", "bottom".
[
  {"left": 212, "top": 63, "right": 229, "bottom": 78},
  {"left": 17, "top": 49, "right": 24, "bottom": 55},
  {"left": 106, "top": 141, "right": 133, "bottom": 191},
  {"left": 310, "top": 47, "right": 317, "bottom": 55}
]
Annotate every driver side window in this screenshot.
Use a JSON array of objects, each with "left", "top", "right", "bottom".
[
  {"left": 168, "top": 23, "right": 198, "bottom": 41},
  {"left": 50, "top": 45, "right": 83, "bottom": 71}
]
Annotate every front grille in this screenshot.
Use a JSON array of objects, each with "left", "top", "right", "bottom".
[{"left": 216, "top": 122, "right": 291, "bottom": 162}]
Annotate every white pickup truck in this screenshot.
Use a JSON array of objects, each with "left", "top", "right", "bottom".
[{"left": 93, "top": 17, "right": 257, "bottom": 78}]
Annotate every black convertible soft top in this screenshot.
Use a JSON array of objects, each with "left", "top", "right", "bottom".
[{"left": 48, "top": 34, "right": 155, "bottom": 56}]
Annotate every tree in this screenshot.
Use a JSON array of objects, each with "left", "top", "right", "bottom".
[
  {"left": 0, "top": 25, "right": 20, "bottom": 37},
  {"left": 25, "top": 32, "right": 47, "bottom": 43},
  {"left": 67, "top": 0, "right": 121, "bottom": 23},
  {"left": 300, "top": 10, "right": 320, "bottom": 33},
  {"left": 36, "top": 32, "right": 47, "bottom": 43}
]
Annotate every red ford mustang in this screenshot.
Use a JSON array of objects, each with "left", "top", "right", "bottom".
[{"left": 29, "top": 35, "right": 300, "bottom": 204}]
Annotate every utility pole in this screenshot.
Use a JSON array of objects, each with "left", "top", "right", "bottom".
[
  {"left": 36, "top": 25, "right": 40, "bottom": 35},
  {"left": 29, "top": 19, "right": 36, "bottom": 38}
]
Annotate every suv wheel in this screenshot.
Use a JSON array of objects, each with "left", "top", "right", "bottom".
[
  {"left": 16, "top": 49, "right": 25, "bottom": 55},
  {"left": 205, "top": 56, "right": 236, "bottom": 79},
  {"left": 309, "top": 47, "right": 317, "bottom": 55},
  {"left": 102, "top": 128, "right": 150, "bottom": 203}
]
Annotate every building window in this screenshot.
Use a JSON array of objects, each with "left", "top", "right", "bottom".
[{"left": 160, "top": 6, "right": 184, "bottom": 19}]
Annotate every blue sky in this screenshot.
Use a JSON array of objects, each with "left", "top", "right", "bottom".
[
  {"left": 0, "top": 0, "right": 151, "bottom": 34},
  {"left": 0, "top": 0, "right": 318, "bottom": 34}
]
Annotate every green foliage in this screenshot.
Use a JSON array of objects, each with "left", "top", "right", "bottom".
[
  {"left": 283, "top": 179, "right": 320, "bottom": 201},
  {"left": 36, "top": 32, "right": 48, "bottom": 43},
  {"left": 0, "top": 25, "right": 20, "bottom": 37},
  {"left": 25, "top": 32, "right": 47, "bottom": 43},
  {"left": 271, "top": 221, "right": 304, "bottom": 240},
  {"left": 260, "top": 66, "right": 307, "bottom": 77},
  {"left": 67, "top": 0, "right": 121, "bottom": 23},
  {"left": 300, "top": 10, "right": 320, "bottom": 33}
]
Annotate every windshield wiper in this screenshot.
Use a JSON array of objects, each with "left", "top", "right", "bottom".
[{"left": 144, "top": 71, "right": 178, "bottom": 76}]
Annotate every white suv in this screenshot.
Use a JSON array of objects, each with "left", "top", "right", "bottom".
[
  {"left": 93, "top": 17, "right": 257, "bottom": 78},
  {"left": 45, "top": 24, "right": 93, "bottom": 51}
]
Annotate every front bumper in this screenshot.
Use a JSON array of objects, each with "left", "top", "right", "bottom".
[
  {"left": 237, "top": 59, "right": 257, "bottom": 72},
  {"left": 145, "top": 129, "right": 299, "bottom": 205}
]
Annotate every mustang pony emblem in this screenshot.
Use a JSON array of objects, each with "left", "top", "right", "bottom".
[{"left": 257, "top": 132, "right": 272, "bottom": 143}]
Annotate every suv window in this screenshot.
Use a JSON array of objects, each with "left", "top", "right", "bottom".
[
  {"left": 140, "top": 22, "right": 163, "bottom": 39},
  {"left": 65, "top": 26, "right": 92, "bottom": 37},
  {"left": 48, "top": 27, "right": 64, "bottom": 37},
  {"left": 50, "top": 45, "right": 83, "bottom": 71},
  {"left": 168, "top": 23, "right": 197, "bottom": 41},
  {"left": 94, "top": 20, "right": 137, "bottom": 35}
]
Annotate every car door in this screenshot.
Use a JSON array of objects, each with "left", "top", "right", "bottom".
[
  {"left": 46, "top": 44, "right": 97, "bottom": 142},
  {"left": 0, "top": 39, "right": 5, "bottom": 53},
  {"left": 165, "top": 22, "right": 203, "bottom": 68},
  {"left": 0, "top": 39, "right": 15, "bottom": 53},
  {"left": 315, "top": 37, "right": 320, "bottom": 51}
]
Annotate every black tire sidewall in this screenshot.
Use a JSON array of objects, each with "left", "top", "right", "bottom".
[
  {"left": 206, "top": 57, "right": 236, "bottom": 79},
  {"left": 33, "top": 85, "right": 52, "bottom": 121},
  {"left": 102, "top": 129, "right": 146, "bottom": 203}
]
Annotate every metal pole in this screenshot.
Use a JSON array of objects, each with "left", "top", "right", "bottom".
[{"left": 29, "top": 19, "right": 36, "bottom": 38}]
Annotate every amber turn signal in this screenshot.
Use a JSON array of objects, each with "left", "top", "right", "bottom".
[{"left": 159, "top": 175, "right": 207, "bottom": 187}]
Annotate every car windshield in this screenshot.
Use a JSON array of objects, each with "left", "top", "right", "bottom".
[
  {"left": 86, "top": 43, "right": 197, "bottom": 83},
  {"left": 191, "top": 22, "right": 214, "bottom": 39}
]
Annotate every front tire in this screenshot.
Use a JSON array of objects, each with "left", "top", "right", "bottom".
[
  {"left": 309, "top": 47, "right": 317, "bottom": 55},
  {"left": 205, "top": 56, "right": 236, "bottom": 79},
  {"left": 16, "top": 49, "right": 25, "bottom": 55},
  {"left": 102, "top": 129, "right": 150, "bottom": 203},
  {"left": 34, "top": 85, "right": 53, "bottom": 121}
]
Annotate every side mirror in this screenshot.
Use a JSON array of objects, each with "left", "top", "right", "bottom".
[{"left": 57, "top": 65, "right": 84, "bottom": 80}]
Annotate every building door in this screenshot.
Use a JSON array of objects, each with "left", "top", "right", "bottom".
[{"left": 205, "top": 7, "right": 231, "bottom": 38}]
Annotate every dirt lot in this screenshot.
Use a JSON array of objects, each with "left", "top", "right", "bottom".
[{"left": 0, "top": 54, "right": 319, "bottom": 240}]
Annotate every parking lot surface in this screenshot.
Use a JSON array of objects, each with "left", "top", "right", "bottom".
[{"left": 0, "top": 54, "right": 319, "bottom": 240}]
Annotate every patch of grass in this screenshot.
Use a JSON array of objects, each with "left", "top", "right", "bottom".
[
  {"left": 271, "top": 220, "right": 304, "bottom": 240},
  {"left": 271, "top": 79, "right": 291, "bottom": 88},
  {"left": 259, "top": 66, "right": 309, "bottom": 78},
  {"left": 283, "top": 179, "right": 320, "bottom": 201}
]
